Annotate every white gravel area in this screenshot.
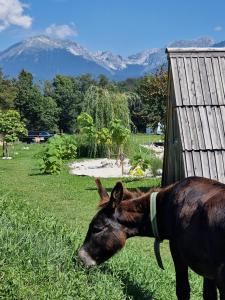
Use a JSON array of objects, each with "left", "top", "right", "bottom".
[{"left": 69, "top": 158, "right": 131, "bottom": 178}]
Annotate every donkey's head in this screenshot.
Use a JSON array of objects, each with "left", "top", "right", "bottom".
[{"left": 78, "top": 179, "right": 150, "bottom": 267}]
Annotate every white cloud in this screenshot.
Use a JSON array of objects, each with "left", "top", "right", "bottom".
[
  {"left": 214, "top": 25, "right": 223, "bottom": 32},
  {"left": 0, "top": 0, "right": 32, "bottom": 32},
  {"left": 45, "top": 24, "right": 78, "bottom": 39}
]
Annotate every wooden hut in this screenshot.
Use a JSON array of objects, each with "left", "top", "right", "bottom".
[{"left": 162, "top": 48, "right": 225, "bottom": 186}]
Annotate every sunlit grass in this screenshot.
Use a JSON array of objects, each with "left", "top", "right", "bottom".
[
  {"left": 0, "top": 143, "right": 202, "bottom": 299},
  {"left": 131, "top": 134, "right": 164, "bottom": 145}
]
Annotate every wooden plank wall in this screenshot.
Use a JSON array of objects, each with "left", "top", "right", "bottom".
[{"left": 163, "top": 49, "right": 225, "bottom": 185}]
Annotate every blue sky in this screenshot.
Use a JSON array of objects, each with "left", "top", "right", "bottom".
[{"left": 0, "top": 0, "right": 225, "bottom": 56}]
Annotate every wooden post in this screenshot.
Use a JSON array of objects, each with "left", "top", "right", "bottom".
[{"left": 119, "top": 153, "right": 125, "bottom": 176}]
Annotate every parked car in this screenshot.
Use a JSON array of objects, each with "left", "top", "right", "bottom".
[{"left": 23, "top": 131, "right": 54, "bottom": 143}]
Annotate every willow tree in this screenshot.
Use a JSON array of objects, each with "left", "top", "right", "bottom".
[
  {"left": 111, "top": 92, "right": 130, "bottom": 128},
  {"left": 83, "top": 86, "right": 130, "bottom": 129},
  {"left": 82, "top": 85, "right": 130, "bottom": 157},
  {"left": 82, "top": 85, "right": 113, "bottom": 130}
]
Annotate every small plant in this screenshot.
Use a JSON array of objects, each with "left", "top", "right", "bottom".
[
  {"left": 131, "top": 153, "right": 151, "bottom": 171},
  {"left": 130, "top": 152, "right": 151, "bottom": 176},
  {"left": 40, "top": 143, "right": 63, "bottom": 174},
  {"left": 110, "top": 118, "right": 130, "bottom": 161},
  {"left": 40, "top": 134, "right": 77, "bottom": 174},
  {"left": 129, "top": 146, "right": 163, "bottom": 177}
]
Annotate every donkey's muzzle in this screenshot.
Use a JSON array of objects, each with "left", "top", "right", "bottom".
[{"left": 78, "top": 247, "right": 97, "bottom": 267}]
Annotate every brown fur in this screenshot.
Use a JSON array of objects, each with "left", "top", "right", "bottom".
[
  {"left": 78, "top": 176, "right": 225, "bottom": 299},
  {"left": 95, "top": 177, "right": 144, "bottom": 208}
]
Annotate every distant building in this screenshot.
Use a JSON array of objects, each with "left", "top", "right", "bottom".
[{"left": 146, "top": 122, "right": 163, "bottom": 135}]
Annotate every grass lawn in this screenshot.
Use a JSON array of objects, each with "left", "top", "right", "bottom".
[
  {"left": 0, "top": 143, "right": 202, "bottom": 299},
  {"left": 131, "top": 134, "right": 164, "bottom": 145}
]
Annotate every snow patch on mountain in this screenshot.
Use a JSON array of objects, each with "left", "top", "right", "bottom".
[
  {"left": 0, "top": 35, "right": 223, "bottom": 80},
  {"left": 0, "top": 35, "right": 94, "bottom": 61},
  {"left": 127, "top": 48, "right": 160, "bottom": 65},
  {"left": 93, "top": 51, "right": 126, "bottom": 70}
]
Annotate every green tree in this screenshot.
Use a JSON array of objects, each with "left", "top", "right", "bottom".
[
  {"left": 112, "top": 92, "right": 130, "bottom": 128},
  {"left": 82, "top": 85, "right": 113, "bottom": 130},
  {"left": 14, "top": 70, "right": 37, "bottom": 127},
  {"left": 0, "top": 70, "right": 17, "bottom": 110},
  {"left": 83, "top": 85, "right": 130, "bottom": 130},
  {"left": 98, "top": 74, "right": 109, "bottom": 88},
  {"left": 39, "top": 96, "right": 59, "bottom": 131},
  {"left": 127, "top": 92, "right": 142, "bottom": 132},
  {"left": 15, "top": 70, "right": 33, "bottom": 116},
  {"left": 43, "top": 80, "right": 54, "bottom": 97},
  {"left": 135, "top": 68, "right": 168, "bottom": 131},
  {"left": 52, "top": 75, "right": 82, "bottom": 133},
  {"left": 116, "top": 77, "right": 139, "bottom": 92},
  {"left": 76, "top": 74, "right": 96, "bottom": 94},
  {"left": 0, "top": 110, "right": 27, "bottom": 157},
  {"left": 14, "top": 70, "right": 58, "bottom": 131}
]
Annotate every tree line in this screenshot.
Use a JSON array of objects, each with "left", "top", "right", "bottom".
[{"left": 0, "top": 68, "right": 168, "bottom": 133}]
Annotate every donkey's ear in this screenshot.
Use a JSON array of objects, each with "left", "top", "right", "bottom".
[
  {"left": 109, "top": 182, "right": 123, "bottom": 207},
  {"left": 95, "top": 177, "right": 109, "bottom": 200}
]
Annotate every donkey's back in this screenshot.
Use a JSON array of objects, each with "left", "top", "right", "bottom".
[{"left": 171, "top": 177, "right": 225, "bottom": 282}]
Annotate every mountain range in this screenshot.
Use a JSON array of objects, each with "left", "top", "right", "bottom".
[{"left": 0, "top": 35, "right": 223, "bottom": 81}]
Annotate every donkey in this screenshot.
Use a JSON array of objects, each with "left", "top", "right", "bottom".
[{"left": 78, "top": 176, "right": 225, "bottom": 300}]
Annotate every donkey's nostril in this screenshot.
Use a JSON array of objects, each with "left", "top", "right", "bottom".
[{"left": 78, "top": 248, "right": 97, "bottom": 267}]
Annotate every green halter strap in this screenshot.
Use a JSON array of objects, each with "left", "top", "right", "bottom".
[
  {"left": 150, "top": 192, "right": 164, "bottom": 270},
  {"left": 150, "top": 192, "right": 160, "bottom": 238}
]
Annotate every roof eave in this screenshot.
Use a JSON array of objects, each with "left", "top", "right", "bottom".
[{"left": 166, "top": 47, "right": 225, "bottom": 53}]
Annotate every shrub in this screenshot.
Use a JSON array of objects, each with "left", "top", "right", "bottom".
[
  {"left": 150, "top": 155, "right": 163, "bottom": 177},
  {"left": 130, "top": 153, "right": 150, "bottom": 171},
  {"left": 76, "top": 113, "right": 130, "bottom": 159},
  {"left": 60, "top": 135, "right": 77, "bottom": 160},
  {"left": 40, "top": 135, "right": 77, "bottom": 174},
  {"left": 129, "top": 146, "right": 163, "bottom": 177},
  {"left": 41, "top": 144, "right": 62, "bottom": 174},
  {"left": 130, "top": 151, "right": 151, "bottom": 176}
]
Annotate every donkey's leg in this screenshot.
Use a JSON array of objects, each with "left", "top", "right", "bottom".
[
  {"left": 170, "top": 241, "right": 190, "bottom": 300},
  {"left": 219, "top": 289, "right": 225, "bottom": 300},
  {"left": 203, "top": 278, "right": 217, "bottom": 300},
  {"left": 216, "top": 264, "right": 225, "bottom": 300},
  {"left": 218, "top": 283, "right": 225, "bottom": 300}
]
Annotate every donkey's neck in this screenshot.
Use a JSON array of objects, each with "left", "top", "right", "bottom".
[
  {"left": 118, "top": 185, "right": 175, "bottom": 240},
  {"left": 155, "top": 187, "right": 174, "bottom": 240}
]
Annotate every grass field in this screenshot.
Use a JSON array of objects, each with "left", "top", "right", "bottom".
[
  {"left": 0, "top": 143, "right": 202, "bottom": 299},
  {"left": 131, "top": 134, "right": 164, "bottom": 145}
]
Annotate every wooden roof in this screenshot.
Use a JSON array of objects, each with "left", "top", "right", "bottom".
[{"left": 165, "top": 48, "right": 225, "bottom": 183}]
